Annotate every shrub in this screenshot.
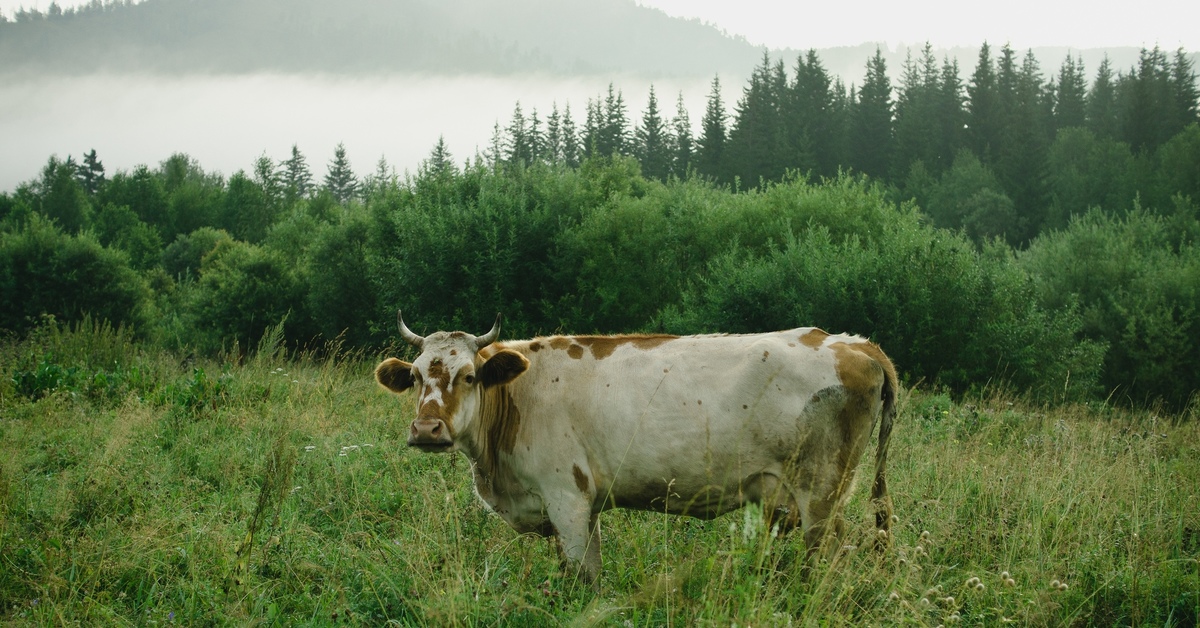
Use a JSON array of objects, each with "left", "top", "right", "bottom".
[
  {"left": 0, "top": 215, "right": 152, "bottom": 335},
  {"left": 1021, "top": 207, "right": 1200, "bottom": 408}
]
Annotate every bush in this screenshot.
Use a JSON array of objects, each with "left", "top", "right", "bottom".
[
  {"left": 1022, "top": 208, "right": 1200, "bottom": 408},
  {"left": 183, "top": 240, "right": 302, "bottom": 353},
  {"left": 659, "top": 196, "right": 1101, "bottom": 398},
  {"left": 0, "top": 215, "right": 152, "bottom": 335}
]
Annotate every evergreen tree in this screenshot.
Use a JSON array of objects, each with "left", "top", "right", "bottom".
[
  {"left": 504, "top": 102, "right": 534, "bottom": 165},
  {"left": 849, "top": 47, "right": 894, "bottom": 179},
  {"left": 595, "top": 84, "right": 632, "bottom": 157},
  {"left": 582, "top": 97, "right": 602, "bottom": 158},
  {"left": 1119, "top": 46, "right": 1173, "bottom": 153},
  {"left": 893, "top": 44, "right": 944, "bottom": 176},
  {"left": 788, "top": 50, "right": 838, "bottom": 177},
  {"left": 1169, "top": 48, "right": 1199, "bottom": 132},
  {"left": 1054, "top": 54, "right": 1088, "bottom": 130},
  {"left": 934, "top": 57, "right": 966, "bottom": 170},
  {"left": 967, "top": 42, "right": 1002, "bottom": 162},
  {"left": 1087, "top": 56, "right": 1119, "bottom": 138},
  {"left": 560, "top": 103, "right": 581, "bottom": 167},
  {"left": 695, "top": 75, "right": 728, "bottom": 183},
  {"left": 727, "top": 52, "right": 788, "bottom": 186},
  {"left": 324, "top": 142, "right": 358, "bottom": 203},
  {"left": 76, "top": 148, "right": 106, "bottom": 196},
  {"left": 545, "top": 102, "right": 565, "bottom": 164},
  {"left": 280, "top": 144, "right": 313, "bottom": 205},
  {"left": 635, "top": 85, "right": 672, "bottom": 181},
  {"left": 670, "top": 92, "right": 693, "bottom": 178},
  {"left": 424, "top": 136, "right": 456, "bottom": 176}
]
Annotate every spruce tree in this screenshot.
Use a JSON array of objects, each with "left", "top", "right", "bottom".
[
  {"left": 545, "top": 103, "right": 564, "bottom": 164},
  {"left": 1087, "top": 56, "right": 1119, "bottom": 138},
  {"left": 560, "top": 103, "right": 581, "bottom": 168},
  {"left": 849, "top": 47, "right": 894, "bottom": 179},
  {"left": 422, "top": 136, "right": 457, "bottom": 178},
  {"left": 323, "top": 142, "right": 358, "bottom": 204},
  {"left": 600, "top": 84, "right": 632, "bottom": 157},
  {"left": 727, "top": 52, "right": 787, "bottom": 186},
  {"left": 635, "top": 85, "right": 672, "bottom": 181},
  {"left": 1054, "top": 54, "right": 1088, "bottom": 131},
  {"left": 280, "top": 144, "right": 313, "bottom": 206},
  {"left": 504, "top": 102, "right": 533, "bottom": 165},
  {"left": 967, "top": 42, "right": 1001, "bottom": 162},
  {"left": 789, "top": 50, "right": 837, "bottom": 177},
  {"left": 670, "top": 92, "right": 693, "bottom": 178},
  {"left": 76, "top": 149, "right": 106, "bottom": 196},
  {"left": 696, "top": 75, "right": 728, "bottom": 183}
]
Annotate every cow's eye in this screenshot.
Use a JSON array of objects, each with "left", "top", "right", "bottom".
[{"left": 464, "top": 374, "right": 476, "bottom": 385}]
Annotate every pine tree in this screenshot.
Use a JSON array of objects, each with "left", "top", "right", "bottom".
[
  {"left": 635, "top": 85, "right": 672, "bottom": 181},
  {"left": 280, "top": 144, "right": 313, "bottom": 205},
  {"left": 1120, "top": 46, "right": 1173, "bottom": 153},
  {"left": 593, "top": 84, "right": 632, "bottom": 158},
  {"left": 934, "top": 57, "right": 966, "bottom": 169},
  {"left": 696, "top": 75, "right": 728, "bottom": 183},
  {"left": 76, "top": 148, "right": 106, "bottom": 196},
  {"left": 1054, "top": 54, "right": 1088, "bottom": 131},
  {"left": 324, "top": 142, "right": 358, "bottom": 204},
  {"left": 670, "top": 92, "right": 693, "bottom": 178},
  {"left": 849, "top": 47, "right": 894, "bottom": 179}
]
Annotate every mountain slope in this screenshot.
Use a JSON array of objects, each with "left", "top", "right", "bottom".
[{"left": 0, "top": 0, "right": 763, "bottom": 76}]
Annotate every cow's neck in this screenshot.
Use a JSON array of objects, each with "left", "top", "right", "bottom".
[{"left": 457, "top": 383, "right": 522, "bottom": 488}]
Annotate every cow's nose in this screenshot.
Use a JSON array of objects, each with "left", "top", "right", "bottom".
[{"left": 409, "top": 418, "right": 453, "bottom": 449}]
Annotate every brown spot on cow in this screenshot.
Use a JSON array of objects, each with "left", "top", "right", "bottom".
[
  {"left": 477, "top": 385, "right": 522, "bottom": 475},
  {"left": 529, "top": 341, "right": 543, "bottom": 352},
  {"left": 567, "top": 344, "right": 585, "bottom": 360},
  {"left": 572, "top": 464, "right": 590, "bottom": 493},
  {"left": 549, "top": 336, "right": 572, "bottom": 351},
  {"left": 573, "top": 335, "right": 679, "bottom": 360},
  {"left": 762, "top": 350, "right": 770, "bottom": 362},
  {"left": 800, "top": 328, "right": 830, "bottom": 350}
]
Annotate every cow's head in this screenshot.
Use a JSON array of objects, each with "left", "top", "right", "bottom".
[{"left": 375, "top": 311, "right": 529, "bottom": 452}]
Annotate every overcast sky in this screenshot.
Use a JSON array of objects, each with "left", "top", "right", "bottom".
[
  {"left": 3, "top": 0, "right": 1198, "bottom": 51},
  {"left": 638, "top": 0, "right": 1199, "bottom": 51}
]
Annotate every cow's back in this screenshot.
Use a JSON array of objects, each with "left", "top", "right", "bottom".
[{"left": 494, "top": 328, "right": 888, "bottom": 520}]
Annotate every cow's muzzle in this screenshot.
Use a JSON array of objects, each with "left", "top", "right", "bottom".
[{"left": 408, "top": 418, "right": 453, "bottom": 451}]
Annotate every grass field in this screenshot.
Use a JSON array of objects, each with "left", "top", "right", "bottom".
[{"left": 1, "top": 320, "right": 1198, "bottom": 625}]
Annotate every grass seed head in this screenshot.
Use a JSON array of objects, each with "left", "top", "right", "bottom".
[{"left": 1050, "top": 579, "right": 1061, "bottom": 590}]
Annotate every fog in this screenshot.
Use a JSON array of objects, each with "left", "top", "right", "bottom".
[{"left": 0, "top": 72, "right": 718, "bottom": 192}]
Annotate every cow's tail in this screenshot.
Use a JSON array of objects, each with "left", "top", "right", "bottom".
[{"left": 872, "top": 347, "right": 898, "bottom": 549}]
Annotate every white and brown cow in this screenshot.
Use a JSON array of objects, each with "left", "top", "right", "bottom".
[{"left": 375, "top": 312, "right": 898, "bottom": 586}]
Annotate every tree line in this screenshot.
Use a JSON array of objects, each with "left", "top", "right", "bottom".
[
  {"left": 2, "top": 43, "right": 1199, "bottom": 410},
  {"left": 491, "top": 44, "right": 1198, "bottom": 246}
]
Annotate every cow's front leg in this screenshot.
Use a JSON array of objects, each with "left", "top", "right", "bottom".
[{"left": 547, "top": 497, "right": 601, "bottom": 589}]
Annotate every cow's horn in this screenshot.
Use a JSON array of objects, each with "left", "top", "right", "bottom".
[
  {"left": 475, "top": 313, "right": 501, "bottom": 349},
  {"left": 397, "top": 311, "right": 424, "bottom": 348}
]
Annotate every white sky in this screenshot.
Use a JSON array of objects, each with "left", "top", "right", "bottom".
[
  {"left": 635, "top": 0, "right": 1199, "bottom": 51},
  {"left": 3, "top": 0, "right": 1197, "bottom": 50}
]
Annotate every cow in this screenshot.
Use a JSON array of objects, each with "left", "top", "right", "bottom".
[{"left": 374, "top": 312, "right": 898, "bottom": 587}]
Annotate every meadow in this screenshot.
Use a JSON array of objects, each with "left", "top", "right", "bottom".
[{"left": 1, "top": 320, "right": 1198, "bottom": 626}]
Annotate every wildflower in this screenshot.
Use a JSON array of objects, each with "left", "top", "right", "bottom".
[
  {"left": 948, "top": 613, "right": 960, "bottom": 623},
  {"left": 920, "top": 530, "right": 931, "bottom": 542},
  {"left": 966, "top": 577, "right": 981, "bottom": 588},
  {"left": 303, "top": 445, "right": 316, "bottom": 452},
  {"left": 919, "top": 597, "right": 931, "bottom": 608},
  {"left": 1050, "top": 579, "right": 1061, "bottom": 590},
  {"left": 975, "top": 582, "right": 985, "bottom": 592},
  {"left": 890, "top": 514, "right": 899, "bottom": 525},
  {"left": 888, "top": 591, "right": 901, "bottom": 602},
  {"left": 942, "top": 596, "right": 955, "bottom": 606}
]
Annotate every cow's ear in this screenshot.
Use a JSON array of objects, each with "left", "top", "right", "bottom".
[
  {"left": 375, "top": 358, "right": 415, "bottom": 393},
  {"left": 479, "top": 349, "right": 530, "bottom": 388}
]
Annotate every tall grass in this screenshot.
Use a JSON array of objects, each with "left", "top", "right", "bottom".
[{"left": 1, "top": 323, "right": 1197, "bottom": 625}]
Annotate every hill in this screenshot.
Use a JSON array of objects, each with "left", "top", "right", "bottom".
[{"left": 0, "top": 0, "right": 763, "bottom": 77}]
